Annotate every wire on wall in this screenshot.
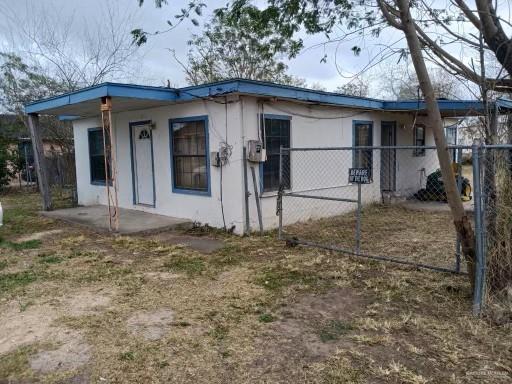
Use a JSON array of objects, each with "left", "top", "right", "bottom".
[
  {"left": 262, "top": 102, "right": 372, "bottom": 120},
  {"left": 219, "top": 98, "right": 234, "bottom": 231}
]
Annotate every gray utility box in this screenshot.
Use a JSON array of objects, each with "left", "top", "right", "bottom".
[{"left": 247, "top": 140, "right": 266, "bottom": 162}]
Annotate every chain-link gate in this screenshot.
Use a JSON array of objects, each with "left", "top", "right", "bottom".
[
  {"left": 475, "top": 144, "right": 512, "bottom": 316},
  {"left": 276, "top": 144, "right": 512, "bottom": 315}
]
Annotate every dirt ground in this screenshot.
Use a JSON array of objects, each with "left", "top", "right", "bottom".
[{"left": 0, "top": 191, "right": 511, "bottom": 383}]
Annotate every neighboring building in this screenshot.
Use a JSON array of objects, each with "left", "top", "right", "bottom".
[
  {"left": 0, "top": 114, "right": 72, "bottom": 184},
  {"left": 24, "top": 79, "right": 511, "bottom": 233}
]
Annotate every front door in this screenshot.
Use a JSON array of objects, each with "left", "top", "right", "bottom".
[
  {"left": 380, "top": 121, "right": 396, "bottom": 192},
  {"left": 131, "top": 122, "right": 155, "bottom": 206}
]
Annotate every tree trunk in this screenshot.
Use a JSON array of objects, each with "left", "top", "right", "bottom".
[
  {"left": 395, "top": 0, "right": 476, "bottom": 287},
  {"left": 475, "top": 0, "right": 512, "bottom": 77},
  {"left": 27, "top": 113, "right": 52, "bottom": 211}
]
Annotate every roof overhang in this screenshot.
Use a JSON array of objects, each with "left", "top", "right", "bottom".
[
  {"left": 24, "top": 79, "right": 512, "bottom": 120},
  {"left": 25, "top": 83, "right": 178, "bottom": 118}
]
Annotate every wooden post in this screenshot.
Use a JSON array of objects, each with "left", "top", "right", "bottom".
[
  {"left": 27, "top": 113, "right": 52, "bottom": 211},
  {"left": 100, "top": 97, "right": 119, "bottom": 231}
]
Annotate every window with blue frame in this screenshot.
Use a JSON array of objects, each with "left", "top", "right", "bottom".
[
  {"left": 353, "top": 121, "right": 373, "bottom": 173},
  {"left": 171, "top": 118, "right": 208, "bottom": 192},
  {"left": 262, "top": 115, "right": 291, "bottom": 192},
  {"left": 88, "top": 128, "right": 110, "bottom": 185}
]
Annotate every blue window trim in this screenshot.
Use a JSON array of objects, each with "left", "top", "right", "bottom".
[
  {"left": 261, "top": 113, "right": 292, "bottom": 121},
  {"left": 352, "top": 120, "right": 374, "bottom": 169},
  {"left": 168, "top": 115, "right": 211, "bottom": 196},
  {"left": 87, "top": 127, "right": 111, "bottom": 186},
  {"left": 129, "top": 120, "right": 156, "bottom": 207},
  {"left": 259, "top": 113, "right": 292, "bottom": 193}
]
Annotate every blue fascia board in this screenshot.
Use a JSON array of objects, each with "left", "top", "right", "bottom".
[
  {"left": 176, "top": 81, "right": 240, "bottom": 101},
  {"left": 58, "top": 115, "right": 81, "bottom": 121},
  {"left": 177, "top": 79, "right": 384, "bottom": 109},
  {"left": 25, "top": 83, "right": 177, "bottom": 114},
  {"left": 236, "top": 80, "right": 384, "bottom": 109},
  {"left": 25, "top": 78, "right": 508, "bottom": 116},
  {"left": 107, "top": 83, "right": 176, "bottom": 101},
  {"left": 383, "top": 99, "right": 486, "bottom": 112}
]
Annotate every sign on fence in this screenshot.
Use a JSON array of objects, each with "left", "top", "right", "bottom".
[{"left": 348, "top": 168, "right": 371, "bottom": 184}]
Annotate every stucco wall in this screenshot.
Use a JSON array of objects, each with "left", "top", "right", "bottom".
[
  {"left": 73, "top": 98, "right": 246, "bottom": 233},
  {"left": 73, "top": 96, "right": 439, "bottom": 234}
]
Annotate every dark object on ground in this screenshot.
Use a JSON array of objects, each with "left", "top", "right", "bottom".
[{"left": 415, "top": 169, "right": 471, "bottom": 202}]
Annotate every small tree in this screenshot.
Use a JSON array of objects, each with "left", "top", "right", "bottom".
[
  {"left": 336, "top": 78, "right": 370, "bottom": 97},
  {"left": 170, "top": 5, "right": 304, "bottom": 86},
  {"left": 377, "top": 63, "right": 459, "bottom": 100},
  {"left": 0, "top": 135, "right": 17, "bottom": 190}
]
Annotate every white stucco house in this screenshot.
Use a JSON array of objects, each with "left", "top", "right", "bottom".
[{"left": 25, "top": 79, "right": 508, "bottom": 234}]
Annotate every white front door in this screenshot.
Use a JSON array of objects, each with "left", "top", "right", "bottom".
[{"left": 131, "top": 123, "right": 155, "bottom": 206}]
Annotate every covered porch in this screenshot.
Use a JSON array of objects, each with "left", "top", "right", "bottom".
[{"left": 25, "top": 83, "right": 182, "bottom": 232}]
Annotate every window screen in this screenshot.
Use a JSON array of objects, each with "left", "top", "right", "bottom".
[
  {"left": 262, "top": 116, "right": 290, "bottom": 192},
  {"left": 88, "top": 129, "right": 110, "bottom": 184},
  {"left": 353, "top": 121, "right": 373, "bottom": 173},
  {"left": 414, "top": 124, "right": 426, "bottom": 156},
  {"left": 171, "top": 119, "right": 208, "bottom": 191},
  {"left": 445, "top": 126, "right": 457, "bottom": 161}
]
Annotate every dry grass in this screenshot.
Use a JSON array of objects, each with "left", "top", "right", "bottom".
[
  {"left": 0, "top": 191, "right": 510, "bottom": 383},
  {"left": 285, "top": 203, "right": 460, "bottom": 271}
]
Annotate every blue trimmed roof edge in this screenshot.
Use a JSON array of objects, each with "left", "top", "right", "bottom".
[{"left": 24, "top": 78, "right": 512, "bottom": 115}]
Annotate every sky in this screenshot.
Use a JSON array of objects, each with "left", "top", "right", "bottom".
[
  {"left": 0, "top": 0, "right": 401, "bottom": 93},
  {"left": 0, "top": 0, "right": 501, "bottom": 99}
]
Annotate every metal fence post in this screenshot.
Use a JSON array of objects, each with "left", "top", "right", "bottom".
[
  {"left": 355, "top": 182, "right": 362, "bottom": 255},
  {"left": 278, "top": 145, "right": 284, "bottom": 240},
  {"left": 242, "top": 146, "right": 250, "bottom": 235},
  {"left": 455, "top": 147, "right": 463, "bottom": 273},
  {"left": 472, "top": 140, "right": 484, "bottom": 315}
]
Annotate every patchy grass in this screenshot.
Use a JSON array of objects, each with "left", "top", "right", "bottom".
[
  {"left": 0, "top": 191, "right": 510, "bottom": 383},
  {"left": 258, "top": 313, "right": 275, "bottom": 323},
  {"left": 0, "top": 270, "right": 39, "bottom": 293},
  {"left": 162, "top": 255, "right": 206, "bottom": 276},
  {"left": 208, "top": 324, "right": 229, "bottom": 340},
  {"left": 37, "top": 254, "right": 62, "bottom": 264},
  {"left": 255, "top": 266, "right": 329, "bottom": 292},
  {"left": 0, "top": 344, "right": 39, "bottom": 380},
  {"left": 0, "top": 238, "right": 41, "bottom": 250},
  {"left": 119, "top": 351, "right": 136, "bottom": 361},
  {"left": 317, "top": 319, "right": 354, "bottom": 342}
]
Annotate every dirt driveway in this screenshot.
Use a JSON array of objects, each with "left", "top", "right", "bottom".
[{"left": 0, "top": 192, "right": 510, "bottom": 383}]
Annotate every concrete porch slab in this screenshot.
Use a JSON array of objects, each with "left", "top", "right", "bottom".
[{"left": 41, "top": 205, "right": 193, "bottom": 235}]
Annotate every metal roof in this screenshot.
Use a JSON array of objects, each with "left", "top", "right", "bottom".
[{"left": 24, "top": 78, "right": 511, "bottom": 119}]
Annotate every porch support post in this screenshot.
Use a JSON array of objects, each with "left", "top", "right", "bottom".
[
  {"left": 27, "top": 113, "right": 52, "bottom": 211},
  {"left": 100, "top": 96, "right": 119, "bottom": 232}
]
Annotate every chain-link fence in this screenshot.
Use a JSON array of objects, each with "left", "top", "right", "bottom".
[
  {"left": 477, "top": 145, "right": 512, "bottom": 320},
  {"left": 277, "top": 144, "right": 512, "bottom": 315}
]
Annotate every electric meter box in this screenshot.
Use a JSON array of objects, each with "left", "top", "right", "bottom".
[
  {"left": 210, "top": 151, "right": 221, "bottom": 167},
  {"left": 247, "top": 140, "right": 266, "bottom": 162}
]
